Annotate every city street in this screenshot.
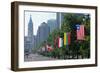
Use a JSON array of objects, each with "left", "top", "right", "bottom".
[{"left": 24, "top": 53, "right": 57, "bottom": 61}]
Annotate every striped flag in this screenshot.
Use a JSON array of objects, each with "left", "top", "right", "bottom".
[
  {"left": 68, "top": 32, "right": 71, "bottom": 45},
  {"left": 58, "top": 37, "right": 63, "bottom": 48},
  {"left": 64, "top": 32, "right": 71, "bottom": 46},
  {"left": 64, "top": 33, "right": 67, "bottom": 45},
  {"left": 66, "top": 33, "right": 68, "bottom": 45},
  {"left": 54, "top": 32, "right": 71, "bottom": 48},
  {"left": 76, "top": 24, "right": 85, "bottom": 40}
]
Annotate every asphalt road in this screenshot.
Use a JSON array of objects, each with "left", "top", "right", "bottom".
[{"left": 24, "top": 53, "right": 56, "bottom": 62}]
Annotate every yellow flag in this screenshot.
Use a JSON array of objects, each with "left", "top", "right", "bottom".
[{"left": 64, "top": 33, "right": 66, "bottom": 45}]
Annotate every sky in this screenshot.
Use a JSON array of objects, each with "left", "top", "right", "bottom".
[{"left": 24, "top": 11, "right": 57, "bottom": 36}]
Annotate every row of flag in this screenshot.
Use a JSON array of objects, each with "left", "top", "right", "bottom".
[
  {"left": 45, "top": 24, "right": 85, "bottom": 51},
  {"left": 55, "top": 32, "right": 71, "bottom": 48},
  {"left": 56, "top": 24, "right": 85, "bottom": 48}
]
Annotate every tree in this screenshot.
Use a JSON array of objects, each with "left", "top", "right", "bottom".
[
  {"left": 39, "top": 13, "right": 90, "bottom": 59},
  {"left": 61, "top": 13, "right": 90, "bottom": 59}
]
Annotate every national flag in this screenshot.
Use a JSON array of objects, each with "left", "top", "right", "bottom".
[
  {"left": 58, "top": 37, "right": 63, "bottom": 48},
  {"left": 64, "top": 32, "right": 71, "bottom": 46},
  {"left": 54, "top": 32, "right": 71, "bottom": 48},
  {"left": 64, "top": 33, "right": 67, "bottom": 45},
  {"left": 66, "top": 33, "right": 68, "bottom": 45},
  {"left": 76, "top": 24, "right": 85, "bottom": 40},
  {"left": 68, "top": 32, "right": 71, "bottom": 45},
  {"left": 46, "top": 45, "right": 53, "bottom": 52}
]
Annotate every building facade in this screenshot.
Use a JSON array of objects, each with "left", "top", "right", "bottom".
[{"left": 24, "top": 16, "right": 34, "bottom": 54}]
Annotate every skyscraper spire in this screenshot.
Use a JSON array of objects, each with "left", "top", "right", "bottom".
[{"left": 28, "top": 15, "right": 33, "bottom": 37}]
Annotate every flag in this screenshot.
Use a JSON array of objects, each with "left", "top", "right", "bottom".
[
  {"left": 46, "top": 45, "right": 53, "bottom": 52},
  {"left": 64, "top": 32, "right": 71, "bottom": 46},
  {"left": 58, "top": 37, "right": 63, "bottom": 48},
  {"left": 66, "top": 33, "right": 68, "bottom": 45},
  {"left": 68, "top": 32, "right": 71, "bottom": 45},
  {"left": 64, "top": 33, "right": 67, "bottom": 45},
  {"left": 76, "top": 24, "right": 85, "bottom": 40}
]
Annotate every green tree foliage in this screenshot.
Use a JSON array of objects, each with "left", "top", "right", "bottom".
[{"left": 39, "top": 13, "right": 90, "bottom": 59}]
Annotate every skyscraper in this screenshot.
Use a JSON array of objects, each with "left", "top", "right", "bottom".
[
  {"left": 37, "top": 22, "right": 50, "bottom": 45},
  {"left": 47, "top": 19, "right": 57, "bottom": 33},
  {"left": 28, "top": 15, "right": 33, "bottom": 38},
  {"left": 24, "top": 15, "right": 34, "bottom": 54}
]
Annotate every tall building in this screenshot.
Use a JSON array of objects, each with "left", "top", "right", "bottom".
[
  {"left": 28, "top": 15, "right": 33, "bottom": 38},
  {"left": 47, "top": 13, "right": 64, "bottom": 34},
  {"left": 36, "top": 22, "right": 50, "bottom": 46},
  {"left": 47, "top": 19, "right": 57, "bottom": 33},
  {"left": 24, "top": 15, "right": 34, "bottom": 54}
]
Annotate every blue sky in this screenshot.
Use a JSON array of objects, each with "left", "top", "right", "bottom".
[{"left": 24, "top": 11, "right": 57, "bottom": 36}]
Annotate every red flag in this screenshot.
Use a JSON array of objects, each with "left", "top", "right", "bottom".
[
  {"left": 76, "top": 25, "right": 85, "bottom": 40},
  {"left": 54, "top": 36, "right": 59, "bottom": 48},
  {"left": 46, "top": 45, "right": 53, "bottom": 52},
  {"left": 68, "top": 32, "right": 71, "bottom": 45},
  {"left": 57, "top": 37, "right": 59, "bottom": 48}
]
